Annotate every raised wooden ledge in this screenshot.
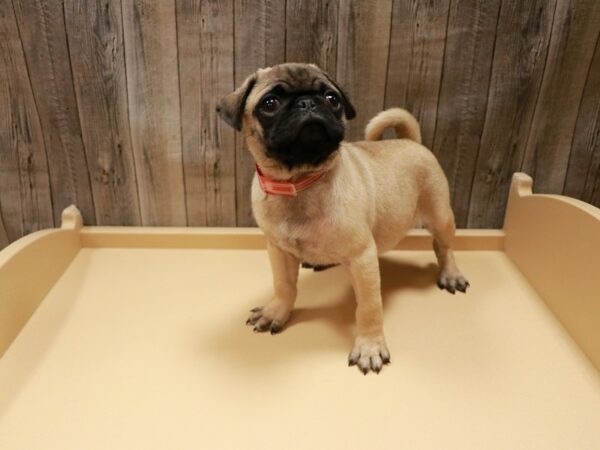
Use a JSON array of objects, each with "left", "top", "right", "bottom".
[
  {"left": 504, "top": 172, "right": 600, "bottom": 372},
  {"left": 0, "top": 224, "right": 81, "bottom": 356},
  {"left": 79, "top": 226, "right": 505, "bottom": 251},
  {"left": 2, "top": 175, "right": 599, "bottom": 371}
]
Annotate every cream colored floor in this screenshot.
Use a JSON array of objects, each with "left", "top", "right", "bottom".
[{"left": 0, "top": 248, "right": 599, "bottom": 450}]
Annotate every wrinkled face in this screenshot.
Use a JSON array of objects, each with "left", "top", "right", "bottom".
[
  {"left": 217, "top": 64, "right": 356, "bottom": 170},
  {"left": 252, "top": 72, "right": 347, "bottom": 168}
]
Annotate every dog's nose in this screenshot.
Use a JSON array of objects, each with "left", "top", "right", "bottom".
[{"left": 296, "top": 97, "right": 317, "bottom": 111}]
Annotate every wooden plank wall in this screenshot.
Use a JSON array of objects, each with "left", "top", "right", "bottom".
[{"left": 1, "top": 0, "right": 600, "bottom": 248}]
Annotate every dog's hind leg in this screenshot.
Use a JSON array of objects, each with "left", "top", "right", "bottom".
[
  {"left": 430, "top": 217, "right": 469, "bottom": 294},
  {"left": 419, "top": 174, "right": 470, "bottom": 294}
]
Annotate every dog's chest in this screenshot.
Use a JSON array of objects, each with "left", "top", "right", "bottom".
[{"left": 255, "top": 195, "right": 335, "bottom": 263}]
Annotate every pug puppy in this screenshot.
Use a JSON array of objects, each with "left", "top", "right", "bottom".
[{"left": 217, "top": 63, "right": 468, "bottom": 374}]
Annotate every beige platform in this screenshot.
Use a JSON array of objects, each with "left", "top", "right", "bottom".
[{"left": 0, "top": 173, "right": 599, "bottom": 449}]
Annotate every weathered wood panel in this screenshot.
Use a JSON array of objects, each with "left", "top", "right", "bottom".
[
  {"left": 0, "top": 105, "right": 22, "bottom": 243},
  {"left": 285, "top": 0, "right": 338, "bottom": 75},
  {"left": 467, "top": 0, "right": 556, "bottom": 228},
  {"left": 564, "top": 34, "right": 600, "bottom": 206},
  {"left": 0, "top": 52, "right": 23, "bottom": 245},
  {"left": 64, "top": 0, "right": 141, "bottom": 225},
  {"left": 385, "top": 0, "right": 450, "bottom": 148},
  {"left": 233, "top": 0, "right": 285, "bottom": 226},
  {"left": 2, "top": 0, "right": 600, "bottom": 249},
  {"left": 122, "top": 0, "right": 187, "bottom": 226},
  {"left": 432, "top": 0, "right": 501, "bottom": 227},
  {"left": 337, "top": 0, "right": 393, "bottom": 141},
  {"left": 522, "top": 0, "right": 600, "bottom": 195},
  {"left": 0, "top": 0, "right": 54, "bottom": 242},
  {"left": 177, "top": 0, "right": 236, "bottom": 226},
  {"left": 12, "top": 0, "right": 95, "bottom": 225},
  {"left": 0, "top": 212, "right": 8, "bottom": 249}
]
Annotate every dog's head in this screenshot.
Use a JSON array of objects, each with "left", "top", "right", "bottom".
[{"left": 217, "top": 63, "right": 355, "bottom": 170}]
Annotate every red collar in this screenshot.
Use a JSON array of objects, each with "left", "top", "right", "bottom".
[{"left": 256, "top": 164, "right": 326, "bottom": 197}]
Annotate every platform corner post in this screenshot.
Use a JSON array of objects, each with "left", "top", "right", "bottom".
[
  {"left": 510, "top": 173, "right": 533, "bottom": 199},
  {"left": 503, "top": 173, "right": 533, "bottom": 231},
  {"left": 61, "top": 205, "right": 83, "bottom": 230}
]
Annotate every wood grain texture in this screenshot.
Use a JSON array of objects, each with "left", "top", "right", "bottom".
[
  {"left": 176, "top": 0, "right": 236, "bottom": 226},
  {"left": 1, "top": 0, "right": 54, "bottom": 242},
  {"left": 2, "top": 0, "right": 600, "bottom": 249},
  {"left": 0, "top": 0, "right": 54, "bottom": 241},
  {"left": 64, "top": 0, "right": 141, "bottom": 225},
  {"left": 0, "top": 211, "right": 8, "bottom": 249},
  {"left": 0, "top": 50, "right": 23, "bottom": 244},
  {"left": 122, "top": 0, "right": 186, "bottom": 226},
  {"left": 468, "top": 0, "right": 556, "bottom": 228},
  {"left": 285, "top": 0, "right": 338, "bottom": 75},
  {"left": 234, "top": 0, "right": 285, "bottom": 226},
  {"left": 337, "top": 0, "right": 393, "bottom": 141},
  {"left": 522, "top": 0, "right": 600, "bottom": 194},
  {"left": 12, "top": 0, "right": 95, "bottom": 225},
  {"left": 432, "top": 0, "right": 501, "bottom": 227},
  {"left": 385, "top": 0, "right": 450, "bottom": 148},
  {"left": 564, "top": 33, "right": 600, "bottom": 207}
]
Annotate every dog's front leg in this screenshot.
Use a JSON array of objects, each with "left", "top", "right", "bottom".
[
  {"left": 347, "top": 245, "right": 391, "bottom": 374},
  {"left": 247, "top": 241, "right": 299, "bottom": 334}
]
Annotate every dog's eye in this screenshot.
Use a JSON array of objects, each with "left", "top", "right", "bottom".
[
  {"left": 260, "top": 96, "right": 281, "bottom": 114},
  {"left": 325, "top": 91, "right": 341, "bottom": 109}
]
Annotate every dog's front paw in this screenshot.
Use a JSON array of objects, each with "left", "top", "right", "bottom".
[
  {"left": 246, "top": 301, "right": 292, "bottom": 334},
  {"left": 348, "top": 336, "right": 391, "bottom": 374},
  {"left": 437, "top": 270, "right": 470, "bottom": 294}
]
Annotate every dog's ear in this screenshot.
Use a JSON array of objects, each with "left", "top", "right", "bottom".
[
  {"left": 322, "top": 72, "right": 356, "bottom": 120},
  {"left": 217, "top": 73, "right": 258, "bottom": 131}
]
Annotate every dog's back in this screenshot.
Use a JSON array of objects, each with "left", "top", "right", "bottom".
[{"left": 337, "top": 108, "right": 452, "bottom": 252}]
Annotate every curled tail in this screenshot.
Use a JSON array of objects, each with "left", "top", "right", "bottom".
[{"left": 364, "top": 108, "right": 422, "bottom": 144}]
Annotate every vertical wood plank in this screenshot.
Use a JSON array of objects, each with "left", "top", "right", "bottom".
[
  {"left": 385, "top": 0, "right": 450, "bottom": 148},
  {"left": 0, "top": 2, "right": 25, "bottom": 246},
  {"left": 12, "top": 0, "right": 95, "bottom": 225},
  {"left": 0, "top": 0, "right": 54, "bottom": 243},
  {"left": 234, "top": 0, "right": 285, "bottom": 226},
  {"left": 122, "top": 0, "right": 186, "bottom": 226},
  {"left": 467, "top": 0, "right": 556, "bottom": 228},
  {"left": 64, "top": 0, "right": 141, "bottom": 225},
  {"left": 0, "top": 210, "right": 8, "bottom": 249},
  {"left": 564, "top": 34, "right": 600, "bottom": 208},
  {"left": 0, "top": 64, "right": 23, "bottom": 243},
  {"left": 176, "top": 0, "right": 236, "bottom": 226},
  {"left": 285, "top": 0, "right": 338, "bottom": 75},
  {"left": 522, "top": 0, "right": 600, "bottom": 194},
  {"left": 432, "top": 0, "right": 501, "bottom": 227},
  {"left": 337, "top": 0, "right": 393, "bottom": 141}
]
